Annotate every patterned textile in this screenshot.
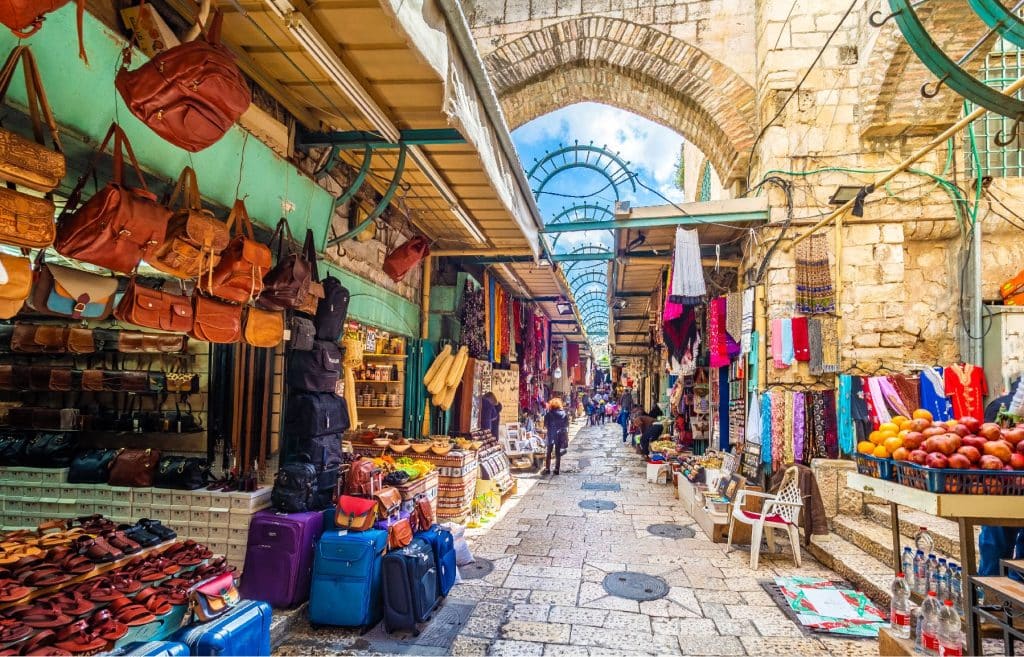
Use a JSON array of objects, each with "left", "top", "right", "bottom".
[
  {"left": 747, "top": 389, "right": 762, "bottom": 446},
  {"left": 795, "top": 233, "right": 835, "bottom": 314},
  {"left": 761, "top": 392, "right": 773, "bottom": 466},
  {"left": 823, "top": 389, "right": 839, "bottom": 458},
  {"left": 919, "top": 367, "right": 953, "bottom": 422},
  {"left": 783, "top": 392, "right": 795, "bottom": 464},
  {"left": 811, "top": 393, "right": 828, "bottom": 460},
  {"left": 708, "top": 297, "right": 730, "bottom": 368},
  {"left": 879, "top": 377, "right": 912, "bottom": 418},
  {"left": 741, "top": 287, "right": 755, "bottom": 354},
  {"left": 748, "top": 331, "right": 760, "bottom": 393},
  {"left": 670, "top": 227, "right": 706, "bottom": 305},
  {"left": 807, "top": 318, "right": 824, "bottom": 375},
  {"left": 772, "top": 319, "right": 785, "bottom": 369},
  {"left": 726, "top": 292, "right": 742, "bottom": 341},
  {"left": 838, "top": 375, "right": 854, "bottom": 456},
  {"left": 770, "top": 392, "right": 785, "bottom": 470},
  {"left": 867, "top": 377, "right": 892, "bottom": 425},
  {"left": 792, "top": 392, "right": 806, "bottom": 465},
  {"left": 891, "top": 374, "right": 920, "bottom": 413},
  {"left": 820, "top": 317, "right": 839, "bottom": 372},
  {"left": 792, "top": 316, "right": 810, "bottom": 362}
]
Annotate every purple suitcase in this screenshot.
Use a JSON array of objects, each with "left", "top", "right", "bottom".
[{"left": 239, "top": 509, "right": 324, "bottom": 608}]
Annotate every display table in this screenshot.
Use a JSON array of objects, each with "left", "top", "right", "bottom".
[
  {"left": 846, "top": 472, "right": 1024, "bottom": 655},
  {"left": 677, "top": 476, "right": 760, "bottom": 544}
]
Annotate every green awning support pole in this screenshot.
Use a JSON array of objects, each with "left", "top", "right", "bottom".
[{"left": 326, "top": 145, "right": 406, "bottom": 247}]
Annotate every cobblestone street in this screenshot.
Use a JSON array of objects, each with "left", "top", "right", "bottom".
[{"left": 278, "top": 421, "right": 878, "bottom": 656}]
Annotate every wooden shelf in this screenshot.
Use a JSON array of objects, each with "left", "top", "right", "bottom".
[
  {"left": 357, "top": 406, "right": 401, "bottom": 412},
  {"left": 845, "top": 473, "right": 1024, "bottom": 519},
  {"left": 354, "top": 380, "right": 402, "bottom": 384},
  {"left": 79, "top": 431, "right": 207, "bottom": 453},
  {"left": 363, "top": 353, "right": 406, "bottom": 360}
]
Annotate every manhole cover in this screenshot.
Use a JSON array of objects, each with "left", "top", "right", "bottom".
[
  {"left": 647, "top": 524, "right": 696, "bottom": 539},
  {"left": 459, "top": 558, "right": 494, "bottom": 580},
  {"left": 578, "top": 499, "right": 617, "bottom": 511},
  {"left": 602, "top": 572, "right": 669, "bottom": 601},
  {"left": 581, "top": 482, "right": 621, "bottom": 492}
]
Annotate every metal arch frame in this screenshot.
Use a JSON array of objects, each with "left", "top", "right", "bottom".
[
  {"left": 326, "top": 145, "right": 408, "bottom": 247},
  {"left": 582, "top": 312, "right": 610, "bottom": 328},
  {"left": 561, "top": 245, "right": 613, "bottom": 277},
  {"left": 527, "top": 143, "right": 637, "bottom": 197},
  {"left": 968, "top": 0, "right": 1024, "bottom": 50},
  {"left": 889, "top": 0, "right": 1024, "bottom": 118},
  {"left": 548, "top": 203, "right": 616, "bottom": 250},
  {"left": 568, "top": 270, "right": 610, "bottom": 290},
  {"left": 578, "top": 301, "right": 609, "bottom": 319},
  {"left": 575, "top": 289, "right": 609, "bottom": 306}
]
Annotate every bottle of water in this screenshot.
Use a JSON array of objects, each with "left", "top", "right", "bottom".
[
  {"left": 914, "top": 550, "right": 928, "bottom": 596},
  {"left": 950, "top": 564, "right": 963, "bottom": 617},
  {"left": 890, "top": 573, "right": 912, "bottom": 639},
  {"left": 936, "top": 558, "right": 950, "bottom": 600},
  {"left": 902, "top": 547, "right": 916, "bottom": 588},
  {"left": 926, "top": 554, "right": 939, "bottom": 595},
  {"left": 921, "top": 591, "right": 941, "bottom": 655},
  {"left": 915, "top": 527, "right": 935, "bottom": 554},
  {"left": 937, "top": 599, "right": 963, "bottom": 656}
]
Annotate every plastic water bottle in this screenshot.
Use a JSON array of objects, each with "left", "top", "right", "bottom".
[
  {"left": 890, "top": 573, "right": 912, "bottom": 638},
  {"left": 950, "top": 565, "right": 963, "bottom": 617},
  {"left": 937, "top": 599, "right": 963, "bottom": 656},
  {"left": 916, "top": 527, "right": 935, "bottom": 554},
  {"left": 936, "top": 558, "right": 950, "bottom": 600},
  {"left": 921, "top": 591, "right": 941, "bottom": 655},
  {"left": 926, "top": 554, "right": 939, "bottom": 595},
  {"left": 902, "top": 547, "right": 916, "bottom": 588},
  {"left": 914, "top": 550, "right": 928, "bottom": 595}
]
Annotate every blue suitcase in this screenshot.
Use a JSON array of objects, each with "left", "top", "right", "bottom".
[
  {"left": 169, "top": 600, "right": 271, "bottom": 656},
  {"left": 381, "top": 538, "right": 439, "bottom": 634},
  {"left": 110, "top": 641, "right": 190, "bottom": 656},
  {"left": 416, "top": 525, "right": 457, "bottom": 596},
  {"left": 309, "top": 529, "right": 387, "bottom": 629}
]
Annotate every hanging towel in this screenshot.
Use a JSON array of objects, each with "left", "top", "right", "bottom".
[
  {"left": 780, "top": 318, "right": 795, "bottom": 366},
  {"left": 726, "top": 292, "right": 742, "bottom": 342},
  {"left": 867, "top": 377, "right": 892, "bottom": 425},
  {"left": 761, "top": 392, "right": 773, "bottom": 466},
  {"left": 807, "top": 318, "right": 824, "bottom": 375},
  {"left": 795, "top": 232, "right": 835, "bottom": 314},
  {"left": 748, "top": 331, "right": 760, "bottom": 394},
  {"left": 669, "top": 227, "right": 706, "bottom": 305},
  {"left": 741, "top": 287, "right": 755, "bottom": 354},
  {"left": 791, "top": 316, "right": 810, "bottom": 362},
  {"left": 771, "top": 319, "right": 785, "bottom": 369},
  {"left": 838, "top": 375, "right": 854, "bottom": 456},
  {"left": 792, "top": 391, "right": 806, "bottom": 465}
]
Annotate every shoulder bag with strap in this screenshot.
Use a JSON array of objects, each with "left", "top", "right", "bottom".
[
  {"left": 150, "top": 166, "right": 230, "bottom": 279},
  {"left": 295, "top": 229, "right": 323, "bottom": 316},
  {"left": 199, "top": 199, "right": 270, "bottom": 304},
  {"left": 114, "top": 278, "right": 194, "bottom": 333},
  {"left": 258, "top": 217, "right": 310, "bottom": 311},
  {"left": 189, "top": 294, "right": 243, "bottom": 344},
  {"left": 55, "top": 123, "right": 171, "bottom": 274},
  {"left": 242, "top": 306, "right": 283, "bottom": 348},
  {"left": 29, "top": 252, "right": 118, "bottom": 320},
  {"left": 0, "top": 252, "right": 31, "bottom": 319}
]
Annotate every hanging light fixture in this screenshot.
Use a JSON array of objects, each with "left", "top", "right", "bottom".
[{"left": 555, "top": 298, "right": 574, "bottom": 315}]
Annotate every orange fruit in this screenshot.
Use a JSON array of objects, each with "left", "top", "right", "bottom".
[
  {"left": 892, "top": 447, "right": 909, "bottom": 461},
  {"left": 891, "top": 416, "right": 909, "bottom": 427},
  {"left": 898, "top": 429, "right": 911, "bottom": 438},
  {"left": 883, "top": 436, "right": 903, "bottom": 454},
  {"left": 913, "top": 409, "right": 934, "bottom": 422},
  {"left": 858, "top": 441, "right": 875, "bottom": 454},
  {"left": 899, "top": 420, "right": 914, "bottom": 431},
  {"left": 879, "top": 422, "right": 900, "bottom": 434},
  {"left": 873, "top": 445, "right": 890, "bottom": 458},
  {"left": 869, "top": 431, "right": 885, "bottom": 445}
]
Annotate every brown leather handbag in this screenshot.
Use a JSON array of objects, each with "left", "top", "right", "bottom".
[
  {"left": 81, "top": 369, "right": 103, "bottom": 391},
  {"left": 0, "top": 253, "right": 31, "bottom": 319},
  {"left": 373, "top": 486, "right": 402, "bottom": 519},
  {"left": 108, "top": 448, "right": 161, "bottom": 487},
  {"left": 199, "top": 199, "right": 270, "bottom": 304},
  {"left": 242, "top": 306, "right": 283, "bottom": 348},
  {"left": 114, "top": 11, "right": 250, "bottom": 153},
  {"left": 258, "top": 218, "right": 310, "bottom": 311},
  {"left": 66, "top": 328, "right": 95, "bottom": 354},
  {"left": 55, "top": 123, "right": 171, "bottom": 274},
  {"left": 9, "top": 323, "right": 37, "bottom": 352},
  {"left": 387, "top": 518, "right": 414, "bottom": 550},
  {"left": 382, "top": 236, "right": 429, "bottom": 283},
  {"left": 295, "top": 230, "right": 323, "bottom": 316},
  {"left": 412, "top": 494, "right": 435, "bottom": 532},
  {"left": 0, "top": 185, "right": 53, "bottom": 251},
  {"left": 150, "top": 167, "right": 230, "bottom": 279},
  {"left": 114, "top": 279, "right": 194, "bottom": 333},
  {"left": 33, "top": 325, "right": 66, "bottom": 352},
  {"left": 0, "top": 46, "right": 64, "bottom": 192},
  {"left": 48, "top": 368, "right": 71, "bottom": 392},
  {"left": 0, "top": 1, "right": 85, "bottom": 61},
  {"left": 0, "top": 365, "right": 12, "bottom": 391},
  {"left": 30, "top": 255, "right": 118, "bottom": 320},
  {"left": 189, "top": 295, "right": 242, "bottom": 344}
]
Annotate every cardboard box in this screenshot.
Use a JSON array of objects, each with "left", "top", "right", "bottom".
[{"left": 120, "top": 3, "right": 180, "bottom": 58}]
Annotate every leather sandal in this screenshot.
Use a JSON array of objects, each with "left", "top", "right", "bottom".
[
  {"left": 36, "top": 590, "right": 94, "bottom": 617},
  {"left": 101, "top": 531, "right": 140, "bottom": 555},
  {"left": 0, "top": 545, "right": 42, "bottom": 567},
  {"left": 107, "top": 597, "right": 156, "bottom": 627},
  {"left": 18, "top": 565, "right": 71, "bottom": 588},
  {"left": 134, "top": 588, "right": 172, "bottom": 616},
  {"left": 16, "top": 629, "right": 68, "bottom": 657},
  {"left": 74, "top": 578, "right": 122, "bottom": 604},
  {"left": 73, "top": 535, "right": 122, "bottom": 563},
  {"left": 155, "top": 580, "right": 189, "bottom": 606},
  {"left": 110, "top": 573, "right": 142, "bottom": 596},
  {"left": 48, "top": 548, "right": 95, "bottom": 576},
  {"left": 137, "top": 519, "right": 176, "bottom": 542},
  {"left": 0, "top": 579, "right": 31, "bottom": 604},
  {"left": 118, "top": 524, "right": 160, "bottom": 548},
  {"left": 87, "top": 609, "right": 127, "bottom": 642},
  {"left": 0, "top": 618, "right": 32, "bottom": 644},
  {"left": 12, "top": 604, "right": 72, "bottom": 629},
  {"left": 53, "top": 620, "right": 107, "bottom": 655},
  {"left": 71, "top": 515, "right": 115, "bottom": 534}
]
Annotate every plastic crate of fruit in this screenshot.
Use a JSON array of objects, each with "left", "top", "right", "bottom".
[
  {"left": 854, "top": 453, "right": 896, "bottom": 481},
  {"left": 895, "top": 461, "right": 1024, "bottom": 495}
]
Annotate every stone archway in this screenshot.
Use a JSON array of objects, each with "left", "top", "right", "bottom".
[{"left": 481, "top": 16, "right": 757, "bottom": 187}]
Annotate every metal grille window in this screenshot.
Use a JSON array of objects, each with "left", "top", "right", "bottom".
[{"left": 968, "top": 35, "right": 1024, "bottom": 178}]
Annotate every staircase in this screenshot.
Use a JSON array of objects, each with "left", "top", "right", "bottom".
[{"left": 806, "top": 502, "right": 970, "bottom": 608}]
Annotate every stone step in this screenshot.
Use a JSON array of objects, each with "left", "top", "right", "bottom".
[
  {"left": 863, "top": 503, "right": 966, "bottom": 562},
  {"left": 807, "top": 532, "right": 894, "bottom": 609},
  {"left": 270, "top": 603, "right": 307, "bottom": 649}
]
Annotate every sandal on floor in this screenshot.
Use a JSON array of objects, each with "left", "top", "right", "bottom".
[
  {"left": 137, "top": 519, "right": 176, "bottom": 543},
  {"left": 53, "top": 620, "right": 107, "bottom": 655},
  {"left": 11, "top": 605, "right": 72, "bottom": 629},
  {"left": 87, "top": 609, "right": 127, "bottom": 642},
  {"left": 107, "top": 597, "right": 156, "bottom": 627}
]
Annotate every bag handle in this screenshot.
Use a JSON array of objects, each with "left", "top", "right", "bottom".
[
  {"left": 166, "top": 167, "right": 202, "bottom": 211},
  {"left": 0, "top": 47, "right": 63, "bottom": 154},
  {"left": 224, "top": 199, "right": 257, "bottom": 240},
  {"left": 268, "top": 218, "right": 295, "bottom": 263},
  {"left": 63, "top": 124, "right": 149, "bottom": 216},
  {"left": 303, "top": 229, "right": 319, "bottom": 283}
]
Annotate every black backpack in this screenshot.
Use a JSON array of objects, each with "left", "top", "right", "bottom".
[
  {"left": 271, "top": 462, "right": 317, "bottom": 513},
  {"left": 284, "top": 391, "right": 349, "bottom": 437},
  {"left": 287, "top": 340, "right": 341, "bottom": 393},
  {"left": 314, "top": 276, "right": 349, "bottom": 342},
  {"left": 294, "top": 433, "right": 343, "bottom": 468},
  {"left": 68, "top": 448, "right": 119, "bottom": 483}
]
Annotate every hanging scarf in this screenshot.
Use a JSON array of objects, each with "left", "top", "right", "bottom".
[
  {"left": 811, "top": 392, "right": 828, "bottom": 459},
  {"left": 792, "top": 391, "right": 806, "bottom": 465},
  {"left": 780, "top": 318, "right": 795, "bottom": 366},
  {"left": 795, "top": 232, "right": 835, "bottom": 314},
  {"left": 771, "top": 319, "right": 785, "bottom": 368},
  {"left": 838, "top": 375, "right": 854, "bottom": 456},
  {"left": 761, "top": 392, "right": 773, "bottom": 466},
  {"left": 670, "top": 227, "right": 706, "bottom": 305},
  {"left": 747, "top": 389, "right": 762, "bottom": 446},
  {"left": 741, "top": 287, "right": 755, "bottom": 354},
  {"left": 770, "top": 391, "right": 785, "bottom": 470},
  {"left": 783, "top": 392, "right": 795, "bottom": 465},
  {"left": 867, "top": 377, "right": 892, "bottom": 424},
  {"left": 879, "top": 376, "right": 912, "bottom": 418},
  {"left": 820, "top": 316, "right": 839, "bottom": 372},
  {"left": 708, "top": 297, "right": 729, "bottom": 368},
  {"left": 891, "top": 374, "right": 920, "bottom": 412},
  {"left": 862, "top": 376, "right": 881, "bottom": 428},
  {"left": 823, "top": 389, "right": 839, "bottom": 458},
  {"left": 791, "top": 316, "right": 810, "bottom": 362},
  {"left": 807, "top": 318, "right": 824, "bottom": 375},
  {"left": 726, "top": 292, "right": 742, "bottom": 342},
  {"left": 748, "top": 331, "right": 760, "bottom": 394}
]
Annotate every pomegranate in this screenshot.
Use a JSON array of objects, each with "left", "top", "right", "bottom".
[
  {"left": 951, "top": 423, "right": 971, "bottom": 438},
  {"left": 1002, "top": 428, "right": 1024, "bottom": 446},
  {"left": 962, "top": 435, "right": 988, "bottom": 450},
  {"left": 984, "top": 440, "right": 1014, "bottom": 463},
  {"left": 902, "top": 432, "right": 925, "bottom": 450},
  {"left": 957, "top": 445, "right": 982, "bottom": 464},
  {"left": 1010, "top": 453, "right": 1024, "bottom": 470},
  {"left": 980, "top": 423, "right": 1003, "bottom": 441},
  {"left": 909, "top": 449, "right": 928, "bottom": 465},
  {"left": 979, "top": 454, "right": 1004, "bottom": 470},
  {"left": 948, "top": 454, "right": 971, "bottom": 470},
  {"left": 961, "top": 416, "right": 981, "bottom": 434},
  {"left": 925, "top": 453, "right": 949, "bottom": 469}
]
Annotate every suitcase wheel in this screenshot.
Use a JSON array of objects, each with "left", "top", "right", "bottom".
[{"left": 412, "top": 629, "right": 420, "bottom": 637}]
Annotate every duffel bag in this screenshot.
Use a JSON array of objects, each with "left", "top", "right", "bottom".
[
  {"left": 287, "top": 340, "right": 341, "bottom": 392},
  {"left": 284, "top": 391, "right": 348, "bottom": 437},
  {"left": 68, "top": 448, "right": 118, "bottom": 483},
  {"left": 271, "top": 462, "right": 317, "bottom": 513}
]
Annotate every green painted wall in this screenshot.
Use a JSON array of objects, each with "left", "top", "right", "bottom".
[
  {"left": 0, "top": 6, "right": 334, "bottom": 248},
  {"left": 323, "top": 264, "right": 419, "bottom": 337}
]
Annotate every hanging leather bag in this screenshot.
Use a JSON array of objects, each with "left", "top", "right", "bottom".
[
  {"left": 295, "top": 229, "right": 323, "bottom": 316},
  {"left": 258, "top": 218, "right": 310, "bottom": 311},
  {"left": 373, "top": 486, "right": 402, "bottom": 519},
  {"left": 114, "top": 279, "right": 194, "bottom": 333},
  {"left": 199, "top": 199, "right": 270, "bottom": 304},
  {"left": 0, "top": 46, "right": 64, "bottom": 193},
  {"left": 0, "top": 1, "right": 85, "bottom": 61},
  {"left": 382, "top": 235, "right": 429, "bottom": 283},
  {"left": 115, "top": 11, "right": 250, "bottom": 152},
  {"left": 55, "top": 123, "right": 171, "bottom": 274},
  {"left": 29, "top": 254, "right": 118, "bottom": 320},
  {"left": 242, "top": 306, "right": 283, "bottom": 348},
  {"left": 0, "top": 253, "right": 31, "bottom": 319},
  {"left": 189, "top": 295, "right": 243, "bottom": 344},
  {"left": 150, "top": 167, "right": 230, "bottom": 279},
  {"left": 108, "top": 448, "right": 161, "bottom": 487}
]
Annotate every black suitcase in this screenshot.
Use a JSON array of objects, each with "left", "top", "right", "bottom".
[{"left": 381, "top": 538, "right": 439, "bottom": 635}]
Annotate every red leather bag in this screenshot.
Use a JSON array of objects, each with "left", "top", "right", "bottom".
[
  {"left": 55, "top": 123, "right": 171, "bottom": 274},
  {"left": 0, "top": 0, "right": 85, "bottom": 61},
  {"left": 189, "top": 295, "right": 242, "bottom": 344},
  {"left": 114, "top": 11, "right": 250, "bottom": 152},
  {"left": 199, "top": 199, "right": 270, "bottom": 304},
  {"left": 382, "top": 236, "right": 429, "bottom": 282},
  {"left": 114, "top": 279, "right": 194, "bottom": 333}
]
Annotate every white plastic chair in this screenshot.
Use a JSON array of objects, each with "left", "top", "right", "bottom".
[{"left": 726, "top": 466, "right": 803, "bottom": 569}]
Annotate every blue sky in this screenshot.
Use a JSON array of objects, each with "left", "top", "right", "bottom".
[{"left": 511, "top": 102, "right": 687, "bottom": 255}]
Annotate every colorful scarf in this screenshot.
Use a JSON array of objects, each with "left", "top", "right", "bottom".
[
  {"left": 795, "top": 233, "right": 835, "bottom": 314},
  {"left": 792, "top": 316, "right": 810, "bottom": 362},
  {"left": 838, "top": 375, "right": 854, "bottom": 456},
  {"left": 771, "top": 319, "right": 785, "bottom": 369},
  {"left": 807, "top": 318, "right": 824, "bottom": 375},
  {"left": 867, "top": 377, "right": 892, "bottom": 425},
  {"left": 823, "top": 389, "right": 839, "bottom": 458},
  {"left": 783, "top": 392, "right": 795, "bottom": 464},
  {"left": 820, "top": 316, "right": 839, "bottom": 372},
  {"left": 741, "top": 287, "right": 755, "bottom": 354},
  {"left": 879, "top": 376, "right": 912, "bottom": 418},
  {"left": 761, "top": 392, "right": 773, "bottom": 466},
  {"left": 709, "top": 296, "right": 730, "bottom": 367},
  {"left": 771, "top": 391, "right": 785, "bottom": 470},
  {"left": 780, "top": 318, "right": 794, "bottom": 366},
  {"left": 792, "top": 392, "right": 806, "bottom": 464},
  {"left": 811, "top": 392, "right": 828, "bottom": 459},
  {"left": 726, "top": 292, "right": 742, "bottom": 342},
  {"left": 748, "top": 331, "right": 760, "bottom": 393}
]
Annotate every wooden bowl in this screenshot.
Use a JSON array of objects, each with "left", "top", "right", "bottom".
[
  {"left": 390, "top": 443, "right": 411, "bottom": 453},
  {"left": 431, "top": 443, "right": 452, "bottom": 456},
  {"left": 372, "top": 438, "right": 390, "bottom": 448},
  {"left": 410, "top": 442, "right": 432, "bottom": 454}
]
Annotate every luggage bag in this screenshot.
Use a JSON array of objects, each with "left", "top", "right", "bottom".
[
  {"left": 381, "top": 537, "right": 440, "bottom": 635},
  {"left": 168, "top": 600, "right": 271, "bottom": 656},
  {"left": 239, "top": 509, "right": 324, "bottom": 608},
  {"left": 415, "top": 525, "right": 457, "bottom": 597},
  {"left": 308, "top": 529, "right": 387, "bottom": 630}
]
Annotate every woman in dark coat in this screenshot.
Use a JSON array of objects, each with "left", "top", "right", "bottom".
[{"left": 543, "top": 398, "right": 569, "bottom": 475}]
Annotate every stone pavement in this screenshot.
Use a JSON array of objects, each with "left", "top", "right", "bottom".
[{"left": 277, "top": 421, "right": 879, "bottom": 656}]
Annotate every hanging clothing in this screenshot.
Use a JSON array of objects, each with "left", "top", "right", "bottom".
[
  {"left": 919, "top": 367, "right": 953, "bottom": 422},
  {"left": 807, "top": 318, "right": 824, "bottom": 375},
  {"left": 746, "top": 389, "right": 761, "bottom": 447},
  {"left": 780, "top": 318, "right": 795, "bottom": 366},
  {"left": 879, "top": 377, "right": 912, "bottom": 418},
  {"left": 891, "top": 374, "right": 920, "bottom": 414},
  {"left": 945, "top": 363, "right": 987, "bottom": 420},
  {"left": 669, "top": 227, "right": 706, "bottom": 305},
  {"left": 819, "top": 317, "right": 840, "bottom": 373},
  {"left": 783, "top": 392, "right": 795, "bottom": 465},
  {"left": 791, "top": 316, "right": 810, "bottom": 362},
  {"left": 741, "top": 287, "right": 755, "bottom": 354},
  {"left": 708, "top": 297, "right": 730, "bottom": 368},
  {"left": 792, "top": 392, "right": 806, "bottom": 465},
  {"left": 725, "top": 292, "right": 742, "bottom": 342},
  {"left": 794, "top": 232, "right": 835, "bottom": 314},
  {"left": 761, "top": 392, "right": 773, "bottom": 466},
  {"left": 838, "top": 375, "right": 854, "bottom": 456},
  {"left": 771, "top": 319, "right": 785, "bottom": 369},
  {"left": 748, "top": 331, "right": 760, "bottom": 394},
  {"left": 822, "top": 389, "right": 839, "bottom": 458},
  {"left": 770, "top": 391, "right": 785, "bottom": 470},
  {"left": 866, "top": 377, "right": 893, "bottom": 425}
]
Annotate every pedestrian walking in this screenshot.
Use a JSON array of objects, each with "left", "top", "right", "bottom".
[{"left": 543, "top": 398, "right": 569, "bottom": 475}]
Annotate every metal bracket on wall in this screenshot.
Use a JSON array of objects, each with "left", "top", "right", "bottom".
[{"left": 325, "top": 144, "right": 407, "bottom": 247}]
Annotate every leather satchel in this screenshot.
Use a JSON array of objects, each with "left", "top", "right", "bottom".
[
  {"left": 0, "top": 186, "right": 54, "bottom": 250},
  {"left": 382, "top": 236, "right": 429, "bottom": 283},
  {"left": 30, "top": 257, "right": 118, "bottom": 320},
  {"left": 66, "top": 328, "right": 95, "bottom": 354},
  {"left": 295, "top": 230, "right": 323, "bottom": 316},
  {"left": 0, "top": 2, "right": 84, "bottom": 61},
  {"left": 115, "top": 11, "right": 250, "bottom": 153},
  {"left": 0, "top": 46, "right": 64, "bottom": 192},
  {"left": 118, "top": 332, "right": 186, "bottom": 354},
  {"left": 242, "top": 306, "right": 283, "bottom": 348},
  {"left": 151, "top": 167, "right": 230, "bottom": 279},
  {"left": 334, "top": 495, "right": 377, "bottom": 532},
  {"left": 189, "top": 295, "right": 242, "bottom": 344},
  {"left": 81, "top": 369, "right": 104, "bottom": 391},
  {"left": 0, "top": 253, "right": 30, "bottom": 319},
  {"left": 28, "top": 365, "right": 50, "bottom": 390},
  {"left": 114, "top": 279, "right": 194, "bottom": 333},
  {"left": 373, "top": 486, "right": 402, "bottom": 519},
  {"left": 387, "top": 517, "right": 414, "bottom": 550},
  {"left": 48, "top": 368, "right": 71, "bottom": 392},
  {"left": 108, "top": 448, "right": 161, "bottom": 487},
  {"left": 345, "top": 459, "right": 381, "bottom": 497},
  {"left": 258, "top": 218, "right": 310, "bottom": 311},
  {"left": 199, "top": 199, "right": 270, "bottom": 304},
  {"left": 55, "top": 123, "right": 171, "bottom": 274},
  {"left": 0, "top": 365, "right": 12, "bottom": 391},
  {"left": 412, "top": 493, "right": 435, "bottom": 532},
  {"left": 10, "top": 323, "right": 38, "bottom": 352},
  {"left": 189, "top": 572, "right": 239, "bottom": 623}
]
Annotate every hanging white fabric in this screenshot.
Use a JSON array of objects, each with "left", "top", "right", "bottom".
[{"left": 669, "top": 227, "right": 706, "bottom": 304}]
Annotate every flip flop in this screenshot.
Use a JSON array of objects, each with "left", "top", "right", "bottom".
[
  {"left": 0, "top": 579, "right": 31, "bottom": 604},
  {"left": 11, "top": 605, "right": 72, "bottom": 629},
  {"left": 107, "top": 598, "right": 156, "bottom": 627},
  {"left": 19, "top": 566, "right": 71, "bottom": 588},
  {"left": 37, "top": 590, "right": 95, "bottom": 617},
  {"left": 53, "top": 620, "right": 107, "bottom": 655},
  {"left": 87, "top": 609, "right": 127, "bottom": 642}
]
